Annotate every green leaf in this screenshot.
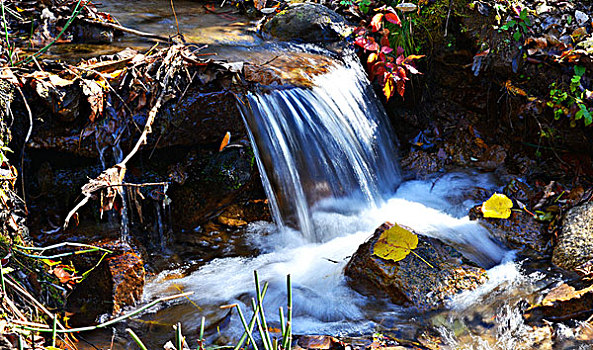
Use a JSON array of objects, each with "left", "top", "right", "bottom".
[
  {"left": 513, "top": 30, "right": 522, "bottom": 42},
  {"left": 481, "top": 193, "right": 513, "bottom": 219},
  {"left": 525, "top": 17, "right": 532, "bottom": 26},
  {"left": 576, "top": 109, "right": 584, "bottom": 120},
  {"left": 373, "top": 224, "right": 418, "bottom": 262},
  {"left": 507, "top": 20, "right": 517, "bottom": 28},
  {"left": 575, "top": 66, "right": 586, "bottom": 77},
  {"left": 578, "top": 103, "right": 592, "bottom": 126},
  {"left": 520, "top": 9, "right": 528, "bottom": 20}
]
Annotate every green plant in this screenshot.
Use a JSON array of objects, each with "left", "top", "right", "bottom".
[
  {"left": 498, "top": 7, "right": 532, "bottom": 43},
  {"left": 121, "top": 272, "right": 293, "bottom": 350},
  {"left": 548, "top": 66, "right": 592, "bottom": 127}
]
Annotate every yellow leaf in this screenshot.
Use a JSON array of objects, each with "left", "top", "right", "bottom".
[
  {"left": 373, "top": 223, "right": 418, "bottom": 262},
  {"left": 481, "top": 193, "right": 513, "bottom": 219}
]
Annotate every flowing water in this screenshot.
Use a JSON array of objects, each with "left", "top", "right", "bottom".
[
  {"left": 137, "top": 58, "right": 550, "bottom": 348},
  {"left": 239, "top": 58, "right": 400, "bottom": 240}
]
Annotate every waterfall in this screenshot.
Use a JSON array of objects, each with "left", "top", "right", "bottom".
[{"left": 240, "top": 56, "right": 401, "bottom": 241}]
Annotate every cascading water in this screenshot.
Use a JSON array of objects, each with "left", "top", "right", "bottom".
[
  {"left": 143, "top": 55, "right": 523, "bottom": 348},
  {"left": 239, "top": 57, "right": 401, "bottom": 241}
]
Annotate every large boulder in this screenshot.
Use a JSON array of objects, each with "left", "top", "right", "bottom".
[
  {"left": 344, "top": 223, "right": 487, "bottom": 311},
  {"left": 261, "top": 3, "right": 349, "bottom": 43},
  {"left": 553, "top": 202, "right": 593, "bottom": 271}
]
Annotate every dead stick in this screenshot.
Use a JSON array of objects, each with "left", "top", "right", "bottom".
[
  {"left": 63, "top": 195, "right": 90, "bottom": 229},
  {"left": 83, "top": 19, "right": 169, "bottom": 42}
]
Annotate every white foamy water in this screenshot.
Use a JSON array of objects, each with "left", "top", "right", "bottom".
[{"left": 144, "top": 171, "right": 522, "bottom": 339}]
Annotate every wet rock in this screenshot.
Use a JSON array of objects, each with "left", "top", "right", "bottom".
[
  {"left": 400, "top": 150, "right": 444, "bottom": 179},
  {"left": 71, "top": 23, "right": 116, "bottom": 44},
  {"left": 476, "top": 145, "right": 506, "bottom": 171},
  {"left": 217, "top": 200, "right": 270, "bottom": 228},
  {"left": 477, "top": 211, "right": 550, "bottom": 254},
  {"left": 261, "top": 3, "right": 349, "bottom": 43},
  {"left": 296, "top": 335, "right": 343, "bottom": 350},
  {"left": 524, "top": 282, "right": 593, "bottom": 324},
  {"left": 553, "top": 202, "right": 593, "bottom": 271},
  {"left": 169, "top": 146, "right": 259, "bottom": 229},
  {"left": 66, "top": 239, "right": 145, "bottom": 326},
  {"left": 344, "top": 223, "right": 487, "bottom": 311}
]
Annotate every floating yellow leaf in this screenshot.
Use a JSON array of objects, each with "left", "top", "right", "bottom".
[
  {"left": 373, "top": 223, "right": 418, "bottom": 262},
  {"left": 481, "top": 193, "right": 513, "bottom": 219}
]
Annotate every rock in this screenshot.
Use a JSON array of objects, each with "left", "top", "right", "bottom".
[
  {"left": 297, "top": 335, "right": 343, "bottom": 350},
  {"left": 524, "top": 282, "right": 593, "bottom": 324},
  {"left": 169, "top": 145, "right": 259, "bottom": 229},
  {"left": 344, "top": 223, "right": 487, "bottom": 311},
  {"left": 476, "top": 145, "right": 506, "bottom": 171},
  {"left": 66, "top": 239, "right": 145, "bottom": 326},
  {"left": 400, "top": 150, "right": 443, "bottom": 179},
  {"left": 261, "top": 3, "right": 349, "bottom": 43},
  {"left": 575, "top": 10, "right": 590, "bottom": 27},
  {"left": 477, "top": 211, "right": 550, "bottom": 254},
  {"left": 552, "top": 202, "right": 593, "bottom": 271}
]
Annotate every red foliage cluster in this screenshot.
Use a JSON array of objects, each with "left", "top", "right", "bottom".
[{"left": 353, "top": 7, "right": 423, "bottom": 100}]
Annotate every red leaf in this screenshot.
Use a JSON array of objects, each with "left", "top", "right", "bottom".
[
  {"left": 371, "top": 62, "right": 386, "bottom": 81},
  {"left": 396, "top": 46, "right": 405, "bottom": 56},
  {"left": 396, "top": 66, "right": 407, "bottom": 80},
  {"left": 397, "top": 80, "right": 406, "bottom": 97},
  {"left": 51, "top": 266, "right": 75, "bottom": 284},
  {"left": 364, "top": 37, "right": 380, "bottom": 52},
  {"left": 381, "top": 33, "right": 390, "bottom": 47},
  {"left": 381, "top": 46, "right": 393, "bottom": 54},
  {"left": 379, "top": 52, "right": 386, "bottom": 62},
  {"left": 355, "top": 36, "right": 368, "bottom": 49},
  {"left": 384, "top": 12, "right": 401, "bottom": 26},
  {"left": 404, "top": 64, "right": 420, "bottom": 75},
  {"left": 370, "top": 14, "right": 384, "bottom": 32}
]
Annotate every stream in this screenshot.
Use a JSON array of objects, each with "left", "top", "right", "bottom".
[{"left": 59, "top": 1, "right": 575, "bottom": 349}]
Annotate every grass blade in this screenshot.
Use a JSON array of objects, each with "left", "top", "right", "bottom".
[{"left": 126, "top": 328, "right": 148, "bottom": 350}]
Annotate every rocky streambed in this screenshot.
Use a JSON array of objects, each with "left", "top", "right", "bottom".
[{"left": 1, "top": 0, "right": 593, "bottom": 349}]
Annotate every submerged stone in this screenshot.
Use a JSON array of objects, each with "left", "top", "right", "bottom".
[{"left": 344, "top": 223, "right": 487, "bottom": 311}]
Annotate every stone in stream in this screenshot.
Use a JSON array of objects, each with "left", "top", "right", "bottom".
[
  {"left": 344, "top": 223, "right": 487, "bottom": 311},
  {"left": 261, "top": 3, "right": 349, "bottom": 43},
  {"left": 552, "top": 202, "right": 593, "bottom": 271},
  {"left": 476, "top": 211, "right": 550, "bottom": 254}
]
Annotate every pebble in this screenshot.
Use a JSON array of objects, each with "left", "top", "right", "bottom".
[{"left": 575, "top": 10, "right": 590, "bottom": 27}]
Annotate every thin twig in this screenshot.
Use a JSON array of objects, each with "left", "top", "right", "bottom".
[
  {"left": 63, "top": 196, "right": 89, "bottom": 229},
  {"left": 13, "top": 292, "right": 194, "bottom": 333},
  {"left": 444, "top": 0, "right": 452, "bottom": 37},
  {"left": 82, "top": 19, "right": 169, "bottom": 42},
  {"left": 15, "top": 85, "right": 32, "bottom": 205},
  {"left": 171, "top": 0, "right": 181, "bottom": 36}
]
